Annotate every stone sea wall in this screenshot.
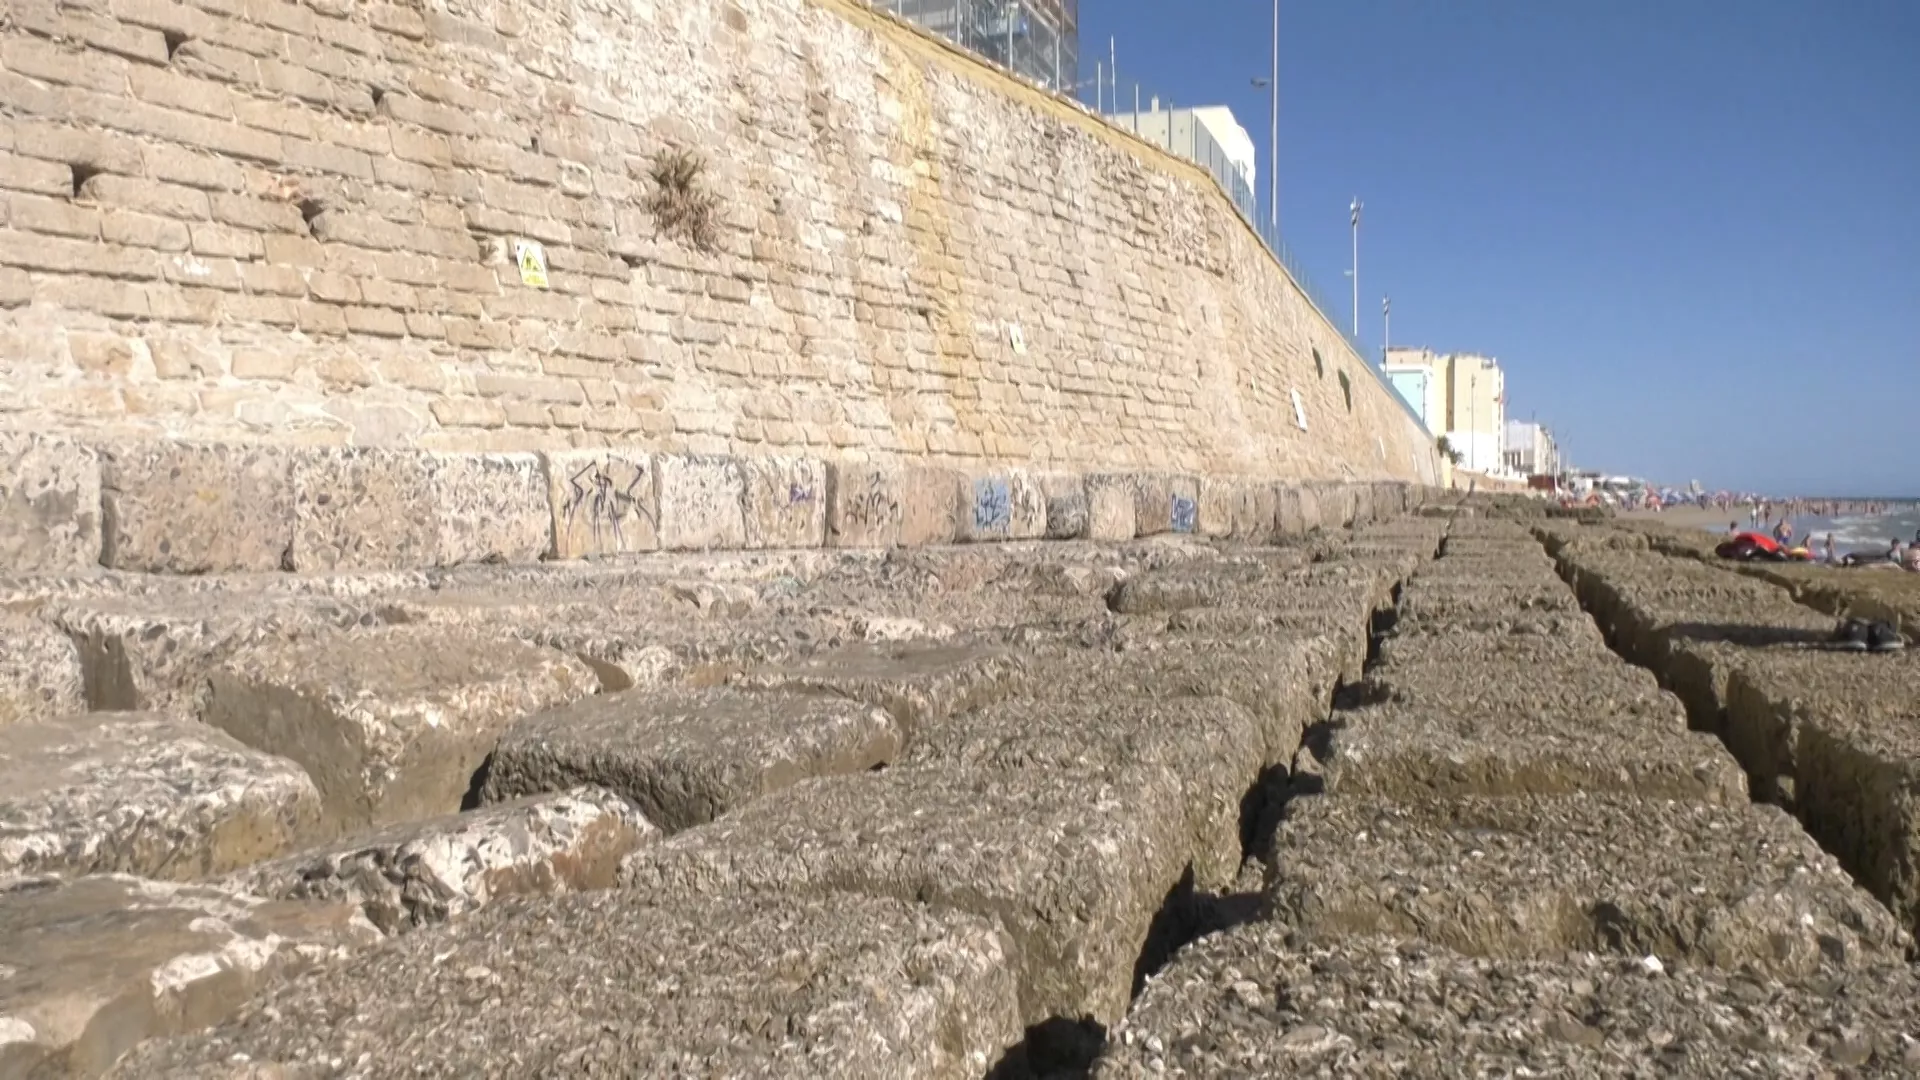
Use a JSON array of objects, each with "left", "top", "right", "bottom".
[{"left": 0, "top": 0, "right": 1439, "bottom": 509}]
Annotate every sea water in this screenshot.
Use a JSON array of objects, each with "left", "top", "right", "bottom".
[{"left": 1790, "top": 505, "right": 1920, "bottom": 559}]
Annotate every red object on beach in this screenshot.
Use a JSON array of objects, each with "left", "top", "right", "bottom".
[{"left": 1732, "top": 532, "right": 1782, "bottom": 553}]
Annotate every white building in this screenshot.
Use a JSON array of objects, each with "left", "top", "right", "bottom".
[
  {"left": 1504, "top": 420, "right": 1561, "bottom": 478},
  {"left": 1382, "top": 346, "right": 1507, "bottom": 473},
  {"left": 1103, "top": 104, "right": 1258, "bottom": 225}
]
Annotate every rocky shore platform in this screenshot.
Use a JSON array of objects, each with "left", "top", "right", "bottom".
[{"left": 6, "top": 491, "right": 1920, "bottom": 1077}]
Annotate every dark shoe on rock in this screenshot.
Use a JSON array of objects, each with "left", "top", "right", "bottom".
[
  {"left": 1832, "top": 619, "right": 1872, "bottom": 651},
  {"left": 1868, "top": 622, "right": 1907, "bottom": 653}
]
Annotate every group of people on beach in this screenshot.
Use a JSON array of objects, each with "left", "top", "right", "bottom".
[{"left": 1732, "top": 518, "right": 1920, "bottom": 571}]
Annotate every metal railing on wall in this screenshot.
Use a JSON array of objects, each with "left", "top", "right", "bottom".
[{"left": 860, "top": 1, "right": 1435, "bottom": 445}]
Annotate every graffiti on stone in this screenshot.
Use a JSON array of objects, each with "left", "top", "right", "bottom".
[
  {"left": 564, "top": 459, "right": 654, "bottom": 553},
  {"left": 1170, "top": 494, "right": 1198, "bottom": 535},
  {"left": 841, "top": 490, "right": 898, "bottom": 529},
  {"left": 972, "top": 477, "right": 1010, "bottom": 535},
  {"left": 788, "top": 482, "right": 815, "bottom": 505}
]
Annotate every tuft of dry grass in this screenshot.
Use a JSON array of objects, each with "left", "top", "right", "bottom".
[{"left": 646, "top": 148, "right": 721, "bottom": 252}]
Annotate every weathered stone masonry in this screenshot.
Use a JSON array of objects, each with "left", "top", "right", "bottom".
[{"left": 0, "top": 0, "right": 1438, "bottom": 518}]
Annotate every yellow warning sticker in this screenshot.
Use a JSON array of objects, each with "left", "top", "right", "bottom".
[{"left": 514, "top": 239, "right": 549, "bottom": 289}]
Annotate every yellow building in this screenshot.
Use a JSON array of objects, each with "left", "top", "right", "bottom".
[{"left": 1383, "top": 347, "right": 1506, "bottom": 474}]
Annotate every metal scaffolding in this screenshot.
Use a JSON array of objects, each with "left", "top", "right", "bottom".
[{"left": 888, "top": 0, "right": 1079, "bottom": 93}]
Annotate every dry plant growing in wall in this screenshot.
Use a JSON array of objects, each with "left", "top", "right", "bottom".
[{"left": 646, "top": 148, "right": 721, "bottom": 251}]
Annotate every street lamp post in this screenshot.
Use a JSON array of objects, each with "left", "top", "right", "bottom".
[
  {"left": 1269, "top": 0, "right": 1277, "bottom": 233},
  {"left": 1469, "top": 372, "right": 1479, "bottom": 473},
  {"left": 1382, "top": 295, "right": 1390, "bottom": 361},
  {"left": 1349, "top": 198, "right": 1362, "bottom": 339}
]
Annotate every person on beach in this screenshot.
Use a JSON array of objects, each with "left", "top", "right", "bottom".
[
  {"left": 1772, "top": 519, "right": 1794, "bottom": 545},
  {"left": 1824, "top": 534, "right": 1836, "bottom": 563}
]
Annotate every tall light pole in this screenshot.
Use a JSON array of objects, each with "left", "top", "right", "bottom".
[
  {"left": 1349, "top": 198, "right": 1362, "bottom": 338},
  {"left": 1469, "top": 371, "right": 1479, "bottom": 472},
  {"left": 1382, "top": 295, "right": 1390, "bottom": 362},
  {"left": 1249, "top": 0, "right": 1278, "bottom": 236}
]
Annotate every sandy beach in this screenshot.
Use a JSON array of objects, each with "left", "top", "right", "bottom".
[{"left": 1620, "top": 505, "right": 1732, "bottom": 534}]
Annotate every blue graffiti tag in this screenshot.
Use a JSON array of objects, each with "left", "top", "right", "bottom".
[
  {"left": 788, "top": 482, "right": 815, "bottom": 505},
  {"left": 1170, "top": 494, "right": 1198, "bottom": 534},
  {"left": 973, "top": 477, "right": 1011, "bottom": 534}
]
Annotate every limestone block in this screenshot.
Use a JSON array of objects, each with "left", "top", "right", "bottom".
[
  {"left": 0, "top": 611, "right": 84, "bottom": 725},
  {"left": 1240, "top": 481, "right": 1278, "bottom": 542},
  {"left": 1196, "top": 478, "right": 1241, "bottom": 539},
  {"left": 1273, "top": 484, "right": 1307, "bottom": 537},
  {"left": 1350, "top": 481, "right": 1376, "bottom": 525},
  {"left": 623, "top": 764, "right": 1190, "bottom": 1030},
  {"left": 1272, "top": 794, "right": 1906, "bottom": 979},
  {"left": 1128, "top": 474, "right": 1174, "bottom": 536},
  {"left": 907, "top": 694, "right": 1263, "bottom": 891},
  {"left": 1296, "top": 484, "right": 1325, "bottom": 532},
  {"left": 740, "top": 455, "right": 826, "bottom": 549},
  {"left": 99, "top": 441, "right": 293, "bottom": 573},
  {"left": 729, "top": 642, "right": 1025, "bottom": 735},
  {"left": 430, "top": 453, "right": 550, "bottom": 566},
  {"left": 655, "top": 454, "right": 746, "bottom": 551},
  {"left": 233, "top": 786, "right": 655, "bottom": 935},
  {"left": 899, "top": 465, "right": 965, "bottom": 546},
  {"left": 201, "top": 626, "right": 598, "bottom": 836},
  {"left": 0, "top": 432, "right": 100, "bottom": 574},
  {"left": 1038, "top": 472, "right": 1088, "bottom": 540},
  {"left": 116, "top": 891, "right": 1019, "bottom": 1080},
  {"left": 0, "top": 874, "right": 376, "bottom": 1080},
  {"left": 1085, "top": 474, "right": 1136, "bottom": 542},
  {"left": 480, "top": 686, "right": 903, "bottom": 832},
  {"left": 545, "top": 450, "right": 660, "bottom": 559},
  {"left": 289, "top": 447, "right": 437, "bottom": 572},
  {"left": 958, "top": 470, "right": 1045, "bottom": 542},
  {"left": 1098, "top": 928, "right": 1920, "bottom": 1078},
  {"left": 825, "top": 463, "right": 902, "bottom": 548},
  {"left": 0, "top": 711, "right": 321, "bottom": 880},
  {"left": 56, "top": 594, "right": 381, "bottom": 715},
  {"left": 1317, "top": 483, "right": 1357, "bottom": 528}
]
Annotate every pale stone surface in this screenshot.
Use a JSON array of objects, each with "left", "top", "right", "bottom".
[
  {"left": 1099, "top": 930, "right": 1920, "bottom": 1078},
  {"left": 201, "top": 627, "right": 598, "bottom": 835},
  {"left": 114, "top": 891, "right": 1021, "bottom": 1080},
  {"left": 623, "top": 764, "right": 1190, "bottom": 1030},
  {"left": 655, "top": 454, "right": 746, "bottom": 551},
  {"left": 729, "top": 642, "right": 1024, "bottom": 734},
  {"left": 56, "top": 593, "right": 381, "bottom": 714},
  {"left": 480, "top": 686, "right": 903, "bottom": 832},
  {"left": 825, "top": 463, "right": 902, "bottom": 548},
  {"left": 1, "top": 711, "right": 320, "bottom": 880},
  {"left": 1270, "top": 792, "right": 1906, "bottom": 979},
  {"left": 740, "top": 455, "right": 826, "bottom": 549},
  {"left": 232, "top": 786, "right": 655, "bottom": 934},
  {"left": 0, "top": 873, "right": 376, "bottom": 1080},
  {"left": 906, "top": 694, "right": 1262, "bottom": 891},
  {"left": 958, "top": 470, "right": 1046, "bottom": 542},
  {"left": 1086, "top": 474, "right": 1138, "bottom": 541},
  {"left": 0, "top": 433, "right": 99, "bottom": 574},
  {"left": 99, "top": 441, "right": 293, "bottom": 573},
  {"left": 545, "top": 449, "right": 660, "bottom": 558},
  {"left": 288, "top": 447, "right": 438, "bottom": 572},
  {"left": 899, "top": 465, "right": 965, "bottom": 546},
  {"left": 429, "top": 452, "right": 550, "bottom": 566},
  {"left": 0, "top": 611, "right": 84, "bottom": 725}
]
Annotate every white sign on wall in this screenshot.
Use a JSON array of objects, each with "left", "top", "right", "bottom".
[{"left": 1291, "top": 389, "right": 1308, "bottom": 431}]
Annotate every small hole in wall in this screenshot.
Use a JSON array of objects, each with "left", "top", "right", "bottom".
[
  {"left": 369, "top": 85, "right": 387, "bottom": 106},
  {"left": 68, "top": 163, "right": 101, "bottom": 198},
  {"left": 1338, "top": 370, "right": 1354, "bottom": 412},
  {"left": 529, "top": 135, "right": 541, "bottom": 153},
  {"left": 161, "top": 30, "right": 189, "bottom": 59},
  {"left": 1312, "top": 347, "right": 1325, "bottom": 379},
  {"left": 617, "top": 252, "right": 645, "bottom": 269},
  {"left": 298, "top": 198, "right": 326, "bottom": 230}
]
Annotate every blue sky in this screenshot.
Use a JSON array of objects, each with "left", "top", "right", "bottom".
[{"left": 1078, "top": 1, "right": 1919, "bottom": 497}]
